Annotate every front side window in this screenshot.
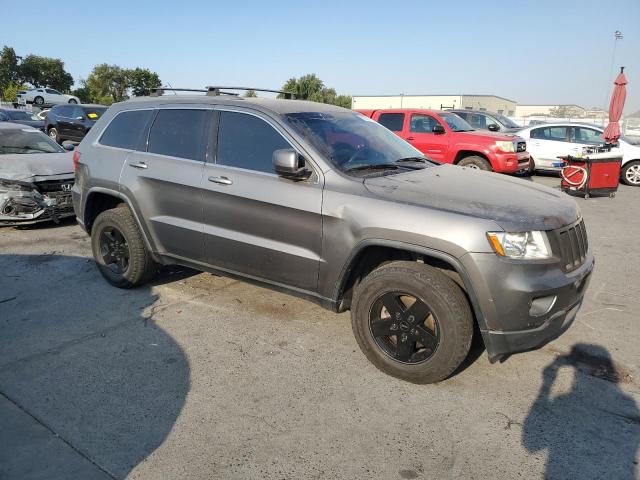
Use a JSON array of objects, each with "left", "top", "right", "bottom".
[
  {"left": 100, "top": 110, "right": 154, "bottom": 150},
  {"left": 148, "top": 109, "right": 209, "bottom": 161},
  {"left": 572, "top": 127, "right": 603, "bottom": 145},
  {"left": 217, "top": 111, "right": 290, "bottom": 173},
  {"left": 410, "top": 114, "right": 439, "bottom": 133},
  {"left": 377, "top": 113, "right": 405, "bottom": 132},
  {"left": 45, "top": 89, "right": 61, "bottom": 95}
]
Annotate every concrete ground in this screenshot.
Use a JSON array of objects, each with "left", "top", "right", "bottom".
[{"left": 1, "top": 175, "right": 639, "bottom": 480}]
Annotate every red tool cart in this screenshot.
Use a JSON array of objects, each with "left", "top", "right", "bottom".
[{"left": 560, "top": 150, "right": 623, "bottom": 199}]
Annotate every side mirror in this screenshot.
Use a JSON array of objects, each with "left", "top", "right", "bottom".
[
  {"left": 273, "top": 149, "right": 310, "bottom": 180},
  {"left": 63, "top": 143, "right": 75, "bottom": 151},
  {"left": 75, "top": 116, "right": 84, "bottom": 120},
  {"left": 488, "top": 124, "right": 500, "bottom": 132},
  {"left": 432, "top": 124, "right": 446, "bottom": 134}
]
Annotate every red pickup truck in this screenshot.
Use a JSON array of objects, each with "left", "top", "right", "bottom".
[{"left": 357, "top": 109, "right": 530, "bottom": 173}]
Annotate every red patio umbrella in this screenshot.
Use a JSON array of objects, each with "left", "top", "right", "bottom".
[{"left": 603, "top": 67, "right": 627, "bottom": 143}]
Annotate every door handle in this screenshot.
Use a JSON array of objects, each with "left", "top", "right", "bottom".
[
  {"left": 208, "top": 175, "right": 233, "bottom": 185},
  {"left": 406, "top": 136, "right": 415, "bottom": 141},
  {"left": 129, "top": 161, "right": 148, "bottom": 169}
]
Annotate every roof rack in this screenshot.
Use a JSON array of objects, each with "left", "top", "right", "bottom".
[
  {"left": 206, "top": 86, "right": 295, "bottom": 99},
  {"left": 150, "top": 88, "right": 208, "bottom": 97}
]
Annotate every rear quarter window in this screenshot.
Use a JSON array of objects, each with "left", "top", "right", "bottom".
[{"left": 99, "top": 110, "right": 154, "bottom": 150}]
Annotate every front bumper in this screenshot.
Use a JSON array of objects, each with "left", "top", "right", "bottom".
[
  {"left": 0, "top": 190, "right": 74, "bottom": 226},
  {"left": 460, "top": 251, "right": 594, "bottom": 361},
  {"left": 493, "top": 151, "right": 530, "bottom": 173}
]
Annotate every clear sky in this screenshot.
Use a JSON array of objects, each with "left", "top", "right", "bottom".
[{"left": 2, "top": 0, "right": 639, "bottom": 112}]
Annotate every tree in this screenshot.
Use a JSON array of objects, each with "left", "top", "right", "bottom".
[
  {"left": 18, "top": 54, "right": 73, "bottom": 92},
  {"left": 85, "top": 64, "right": 130, "bottom": 105},
  {"left": 129, "top": 67, "right": 161, "bottom": 97},
  {"left": 280, "top": 74, "right": 351, "bottom": 108},
  {"left": 1, "top": 83, "right": 28, "bottom": 102},
  {"left": 0, "top": 46, "right": 19, "bottom": 94},
  {"left": 71, "top": 81, "right": 92, "bottom": 103},
  {"left": 244, "top": 89, "right": 257, "bottom": 97},
  {"left": 548, "top": 105, "right": 583, "bottom": 118}
]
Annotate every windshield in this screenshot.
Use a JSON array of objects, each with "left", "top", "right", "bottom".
[
  {"left": 496, "top": 115, "right": 520, "bottom": 128},
  {"left": 5, "top": 110, "right": 39, "bottom": 121},
  {"left": 284, "top": 111, "right": 434, "bottom": 171},
  {"left": 438, "top": 112, "right": 474, "bottom": 132},
  {"left": 0, "top": 129, "right": 65, "bottom": 154}
]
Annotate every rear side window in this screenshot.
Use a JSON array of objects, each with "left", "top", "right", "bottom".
[
  {"left": 148, "top": 109, "right": 209, "bottom": 161},
  {"left": 377, "top": 113, "right": 405, "bottom": 132},
  {"left": 100, "top": 110, "right": 154, "bottom": 150},
  {"left": 531, "top": 126, "right": 568, "bottom": 142},
  {"left": 217, "top": 111, "right": 290, "bottom": 173}
]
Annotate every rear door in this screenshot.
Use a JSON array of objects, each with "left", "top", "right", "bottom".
[
  {"left": 528, "top": 126, "right": 571, "bottom": 168},
  {"left": 405, "top": 113, "right": 449, "bottom": 161},
  {"left": 201, "top": 108, "right": 323, "bottom": 292},
  {"left": 54, "top": 106, "right": 74, "bottom": 137},
  {"left": 119, "top": 107, "right": 210, "bottom": 262},
  {"left": 67, "top": 105, "right": 86, "bottom": 140}
]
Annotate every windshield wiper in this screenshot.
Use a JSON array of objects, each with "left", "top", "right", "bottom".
[
  {"left": 395, "top": 156, "right": 428, "bottom": 163},
  {"left": 344, "top": 163, "right": 399, "bottom": 173}
]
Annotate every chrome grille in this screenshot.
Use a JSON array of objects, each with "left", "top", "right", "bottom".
[
  {"left": 36, "top": 179, "right": 74, "bottom": 193},
  {"left": 554, "top": 220, "right": 588, "bottom": 272}
]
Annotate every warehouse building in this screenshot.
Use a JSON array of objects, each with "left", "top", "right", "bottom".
[{"left": 351, "top": 94, "right": 517, "bottom": 116}]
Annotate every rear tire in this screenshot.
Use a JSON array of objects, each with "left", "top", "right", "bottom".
[
  {"left": 351, "top": 261, "right": 473, "bottom": 384},
  {"left": 68, "top": 98, "right": 78, "bottom": 104},
  {"left": 621, "top": 160, "right": 640, "bottom": 186},
  {"left": 458, "top": 155, "right": 492, "bottom": 171},
  {"left": 91, "top": 206, "right": 157, "bottom": 288},
  {"left": 34, "top": 96, "right": 44, "bottom": 106}
]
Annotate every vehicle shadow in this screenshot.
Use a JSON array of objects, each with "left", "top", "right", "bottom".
[
  {"left": 522, "top": 344, "right": 640, "bottom": 479},
  {"left": 0, "top": 254, "right": 190, "bottom": 479}
]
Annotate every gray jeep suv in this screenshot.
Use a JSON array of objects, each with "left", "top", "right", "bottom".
[{"left": 72, "top": 87, "right": 594, "bottom": 383}]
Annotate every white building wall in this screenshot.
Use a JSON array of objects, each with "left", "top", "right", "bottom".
[
  {"left": 352, "top": 95, "right": 462, "bottom": 110},
  {"left": 460, "top": 96, "right": 517, "bottom": 115}
]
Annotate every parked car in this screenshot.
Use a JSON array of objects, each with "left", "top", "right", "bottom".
[
  {"left": 0, "top": 123, "right": 75, "bottom": 225},
  {"left": 72, "top": 89, "right": 593, "bottom": 384},
  {"left": 517, "top": 122, "right": 640, "bottom": 186},
  {"left": 357, "top": 109, "right": 530, "bottom": 173},
  {"left": 45, "top": 104, "right": 107, "bottom": 144},
  {"left": 448, "top": 109, "right": 522, "bottom": 133},
  {"left": 17, "top": 88, "right": 80, "bottom": 107},
  {"left": 0, "top": 108, "right": 45, "bottom": 131}
]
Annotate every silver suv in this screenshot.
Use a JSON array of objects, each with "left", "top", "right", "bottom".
[{"left": 72, "top": 87, "right": 594, "bottom": 383}]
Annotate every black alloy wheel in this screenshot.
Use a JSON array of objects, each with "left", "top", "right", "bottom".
[
  {"left": 99, "top": 226, "right": 130, "bottom": 274},
  {"left": 369, "top": 291, "right": 440, "bottom": 364}
]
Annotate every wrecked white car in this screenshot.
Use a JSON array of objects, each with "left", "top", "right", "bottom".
[{"left": 0, "top": 123, "right": 74, "bottom": 226}]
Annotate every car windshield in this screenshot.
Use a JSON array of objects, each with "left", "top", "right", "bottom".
[
  {"left": 284, "top": 111, "right": 435, "bottom": 172},
  {"left": 82, "top": 107, "right": 107, "bottom": 120},
  {"left": 496, "top": 115, "right": 519, "bottom": 128},
  {"left": 5, "top": 110, "right": 39, "bottom": 121},
  {"left": 0, "top": 129, "right": 65, "bottom": 154},
  {"left": 438, "top": 112, "right": 474, "bottom": 132}
]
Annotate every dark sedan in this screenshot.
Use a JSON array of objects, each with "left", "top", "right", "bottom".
[
  {"left": 44, "top": 104, "right": 107, "bottom": 144},
  {"left": 0, "top": 108, "right": 45, "bottom": 131}
]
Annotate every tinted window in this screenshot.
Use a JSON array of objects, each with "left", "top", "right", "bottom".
[
  {"left": 45, "top": 89, "right": 60, "bottom": 95},
  {"left": 531, "top": 126, "right": 568, "bottom": 141},
  {"left": 70, "top": 106, "right": 84, "bottom": 119},
  {"left": 377, "top": 113, "right": 405, "bottom": 132},
  {"left": 410, "top": 114, "right": 439, "bottom": 133},
  {"left": 81, "top": 106, "right": 107, "bottom": 120},
  {"left": 148, "top": 109, "right": 209, "bottom": 161},
  {"left": 455, "top": 111, "right": 469, "bottom": 121},
  {"left": 100, "top": 110, "right": 154, "bottom": 150},
  {"left": 54, "top": 105, "right": 72, "bottom": 117},
  {"left": 572, "top": 127, "right": 602, "bottom": 145},
  {"left": 217, "top": 111, "right": 290, "bottom": 173}
]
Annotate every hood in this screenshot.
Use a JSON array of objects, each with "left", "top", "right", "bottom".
[
  {"left": 456, "top": 129, "right": 522, "bottom": 142},
  {"left": 7, "top": 119, "right": 45, "bottom": 130},
  {"left": 0, "top": 152, "right": 74, "bottom": 181},
  {"left": 364, "top": 164, "right": 579, "bottom": 231}
]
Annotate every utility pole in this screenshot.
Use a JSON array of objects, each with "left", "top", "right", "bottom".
[{"left": 603, "top": 31, "right": 623, "bottom": 109}]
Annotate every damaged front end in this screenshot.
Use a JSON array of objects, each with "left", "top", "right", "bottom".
[{"left": 0, "top": 177, "right": 75, "bottom": 226}]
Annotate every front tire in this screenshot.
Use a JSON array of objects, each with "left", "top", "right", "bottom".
[
  {"left": 48, "top": 127, "right": 60, "bottom": 144},
  {"left": 621, "top": 161, "right": 640, "bottom": 186},
  {"left": 91, "top": 206, "right": 158, "bottom": 288},
  {"left": 458, "top": 155, "right": 492, "bottom": 171},
  {"left": 34, "top": 96, "right": 44, "bottom": 106},
  {"left": 351, "top": 261, "right": 473, "bottom": 384}
]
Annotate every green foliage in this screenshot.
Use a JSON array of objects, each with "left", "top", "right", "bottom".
[
  {"left": 19, "top": 54, "right": 74, "bottom": 92},
  {"left": 1, "top": 83, "right": 28, "bottom": 102},
  {"left": 279, "top": 73, "right": 351, "bottom": 108},
  {"left": 71, "top": 81, "right": 92, "bottom": 103},
  {"left": 548, "top": 105, "right": 583, "bottom": 118},
  {"left": 0, "top": 46, "right": 20, "bottom": 94},
  {"left": 244, "top": 89, "right": 257, "bottom": 97},
  {"left": 129, "top": 67, "right": 161, "bottom": 97}
]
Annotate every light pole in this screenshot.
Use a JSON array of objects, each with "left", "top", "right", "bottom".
[{"left": 604, "top": 30, "right": 623, "bottom": 110}]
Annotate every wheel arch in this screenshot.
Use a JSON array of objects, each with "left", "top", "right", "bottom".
[
  {"left": 333, "top": 239, "right": 488, "bottom": 332},
  {"left": 453, "top": 149, "right": 492, "bottom": 166}
]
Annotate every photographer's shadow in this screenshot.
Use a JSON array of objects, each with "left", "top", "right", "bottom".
[{"left": 523, "top": 344, "right": 640, "bottom": 479}]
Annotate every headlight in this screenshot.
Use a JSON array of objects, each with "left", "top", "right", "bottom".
[
  {"left": 487, "top": 231, "right": 551, "bottom": 259},
  {"left": 495, "top": 141, "right": 515, "bottom": 153}
]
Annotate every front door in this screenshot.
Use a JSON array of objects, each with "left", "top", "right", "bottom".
[
  {"left": 405, "top": 113, "right": 449, "bottom": 162},
  {"left": 119, "top": 107, "right": 210, "bottom": 262},
  {"left": 202, "top": 109, "right": 323, "bottom": 292},
  {"left": 528, "top": 126, "right": 571, "bottom": 168}
]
